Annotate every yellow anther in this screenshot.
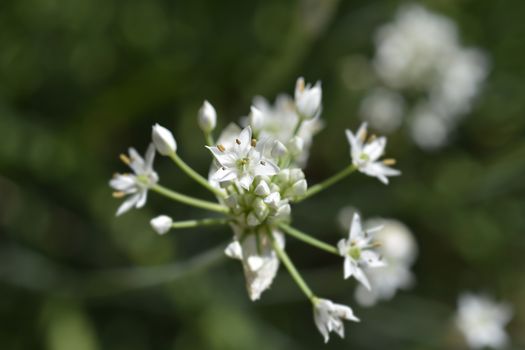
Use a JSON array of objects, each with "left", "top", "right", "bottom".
[
  {"left": 368, "top": 134, "right": 377, "bottom": 142},
  {"left": 235, "top": 138, "right": 241, "bottom": 145},
  {"left": 112, "top": 191, "right": 125, "bottom": 198},
  {"left": 119, "top": 154, "right": 131, "bottom": 165},
  {"left": 217, "top": 144, "right": 226, "bottom": 152},
  {"left": 383, "top": 158, "right": 396, "bottom": 166},
  {"left": 251, "top": 138, "right": 257, "bottom": 147}
]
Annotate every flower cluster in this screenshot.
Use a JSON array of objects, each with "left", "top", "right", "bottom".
[
  {"left": 361, "top": 4, "right": 489, "bottom": 150},
  {"left": 110, "top": 77, "right": 403, "bottom": 342}
]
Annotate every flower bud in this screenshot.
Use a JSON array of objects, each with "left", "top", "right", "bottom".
[
  {"left": 276, "top": 169, "right": 290, "bottom": 184},
  {"left": 264, "top": 192, "right": 281, "bottom": 208},
  {"left": 198, "top": 100, "right": 217, "bottom": 133},
  {"left": 150, "top": 215, "right": 173, "bottom": 235},
  {"left": 254, "top": 181, "right": 271, "bottom": 197},
  {"left": 295, "top": 77, "right": 322, "bottom": 120},
  {"left": 275, "top": 203, "right": 291, "bottom": 218},
  {"left": 288, "top": 136, "right": 304, "bottom": 156},
  {"left": 152, "top": 124, "right": 177, "bottom": 155},
  {"left": 271, "top": 140, "right": 288, "bottom": 158},
  {"left": 291, "top": 179, "right": 307, "bottom": 197},
  {"left": 247, "top": 212, "right": 261, "bottom": 227},
  {"left": 290, "top": 168, "right": 305, "bottom": 183},
  {"left": 249, "top": 106, "right": 264, "bottom": 132}
]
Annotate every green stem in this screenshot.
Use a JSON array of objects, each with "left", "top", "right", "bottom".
[
  {"left": 150, "top": 184, "right": 229, "bottom": 214},
  {"left": 168, "top": 152, "right": 225, "bottom": 198},
  {"left": 171, "top": 218, "right": 229, "bottom": 229},
  {"left": 296, "top": 164, "right": 357, "bottom": 202},
  {"left": 268, "top": 229, "right": 315, "bottom": 301},
  {"left": 279, "top": 223, "right": 339, "bottom": 255},
  {"left": 292, "top": 117, "right": 304, "bottom": 137},
  {"left": 204, "top": 132, "right": 214, "bottom": 147}
]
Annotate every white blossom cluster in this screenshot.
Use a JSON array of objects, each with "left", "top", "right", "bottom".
[
  {"left": 361, "top": 4, "right": 489, "bottom": 150},
  {"left": 107, "top": 77, "right": 516, "bottom": 346}
]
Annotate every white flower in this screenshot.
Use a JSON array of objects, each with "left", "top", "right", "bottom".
[
  {"left": 152, "top": 123, "right": 177, "bottom": 155},
  {"left": 313, "top": 298, "right": 359, "bottom": 343},
  {"left": 150, "top": 215, "right": 173, "bottom": 235},
  {"left": 109, "top": 144, "right": 158, "bottom": 216},
  {"left": 206, "top": 126, "right": 279, "bottom": 190},
  {"left": 295, "top": 77, "right": 322, "bottom": 120},
  {"left": 345, "top": 123, "right": 400, "bottom": 184},
  {"left": 198, "top": 100, "right": 217, "bottom": 133},
  {"left": 224, "top": 228, "right": 285, "bottom": 301},
  {"left": 456, "top": 293, "right": 512, "bottom": 349},
  {"left": 337, "top": 213, "right": 385, "bottom": 290}
]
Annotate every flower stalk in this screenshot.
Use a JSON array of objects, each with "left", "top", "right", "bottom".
[
  {"left": 297, "top": 164, "right": 357, "bottom": 202},
  {"left": 171, "top": 218, "right": 229, "bottom": 229},
  {"left": 150, "top": 183, "right": 229, "bottom": 214},
  {"left": 168, "top": 152, "right": 225, "bottom": 197},
  {"left": 268, "top": 229, "right": 315, "bottom": 301},
  {"left": 279, "top": 223, "right": 339, "bottom": 255}
]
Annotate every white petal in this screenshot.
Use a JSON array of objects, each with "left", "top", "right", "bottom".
[
  {"left": 349, "top": 213, "right": 363, "bottom": 240},
  {"left": 225, "top": 241, "right": 243, "bottom": 260},
  {"left": 362, "top": 137, "right": 386, "bottom": 162},
  {"left": 116, "top": 193, "right": 140, "bottom": 216},
  {"left": 135, "top": 190, "right": 148, "bottom": 208},
  {"left": 361, "top": 250, "right": 386, "bottom": 268},
  {"left": 343, "top": 257, "right": 353, "bottom": 279},
  {"left": 110, "top": 174, "right": 136, "bottom": 191},
  {"left": 253, "top": 159, "right": 279, "bottom": 177},
  {"left": 354, "top": 266, "right": 371, "bottom": 291},
  {"left": 144, "top": 143, "right": 156, "bottom": 170},
  {"left": 211, "top": 167, "right": 238, "bottom": 182},
  {"left": 238, "top": 174, "right": 253, "bottom": 190},
  {"left": 206, "top": 146, "right": 237, "bottom": 166}
]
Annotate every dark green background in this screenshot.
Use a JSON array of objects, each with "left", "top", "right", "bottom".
[{"left": 0, "top": 0, "right": 524, "bottom": 349}]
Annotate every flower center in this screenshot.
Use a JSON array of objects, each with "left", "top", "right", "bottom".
[{"left": 349, "top": 246, "right": 361, "bottom": 260}]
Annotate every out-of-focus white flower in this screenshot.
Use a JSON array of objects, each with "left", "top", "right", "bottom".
[
  {"left": 109, "top": 144, "right": 158, "bottom": 216},
  {"left": 224, "top": 228, "right": 285, "bottom": 301},
  {"left": 346, "top": 123, "right": 400, "bottom": 184},
  {"left": 456, "top": 293, "right": 512, "bottom": 349},
  {"left": 354, "top": 218, "right": 417, "bottom": 306},
  {"left": 206, "top": 126, "right": 279, "bottom": 189},
  {"left": 431, "top": 48, "right": 488, "bottom": 117},
  {"left": 150, "top": 215, "right": 173, "bottom": 235},
  {"left": 313, "top": 298, "right": 359, "bottom": 343},
  {"left": 152, "top": 124, "right": 177, "bottom": 156},
  {"left": 369, "top": 4, "right": 489, "bottom": 151},
  {"left": 409, "top": 105, "right": 449, "bottom": 150},
  {"left": 198, "top": 100, "right": 217, "bottom": 133},
  {"left": 295, "top": 77, "right": 322, "bottom": 120},
  {"left": 374, "top": 4, "right": 458, "bottom": 89},
  {"left": 359, "top": 88, "right": 405, "bottom": 133},
  {"left": 337, "top": 213, "right": 385, "bottom": 290}
]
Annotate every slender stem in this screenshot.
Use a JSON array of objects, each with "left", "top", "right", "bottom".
[
  {"left": 292, "top": 117, "right": 304, "bottom": 137},
  {"left": 279, "top": 223, "right": 339, "bottom": 255},
  {"left": 268, "top": 229, "right": 315, "bottom": 301},
  {"left": 204, "top": 132, "right": 214, "bottom": 147},
  {"left": 296, "top": 164, "right": 357, "bottom": 202},
  {"left": 168, "top": 152, "right": 225, "bottom": 198},
  {"left": 150, "top": 184, "right": 229, "bottom": 214},
  {"left": 171, "top": 218, "right": 229, "bottom": 229}
]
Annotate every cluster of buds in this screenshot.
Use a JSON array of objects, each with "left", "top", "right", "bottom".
[{"left": 110, "top": 77, "right": 402, "bottom": 343}]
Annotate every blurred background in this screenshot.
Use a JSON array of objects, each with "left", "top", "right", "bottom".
[{"left": 1, "top": 0, "right": 524, "bottom": 349}]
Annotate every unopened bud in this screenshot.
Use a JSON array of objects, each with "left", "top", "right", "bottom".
[
  {"left": 271, "top": 140, "right": 288, "bottom": 158},
  {"left": 254, "top": 181, "right": 271, "bottom": 197},
  {"left": 249, "top": 106, "right": 264, "bottom": 132},
  {"left": 198, "top": 100, "right": 217, "bottom": 133},
  {"left": 288, "top": 136, "right": 304, "bottom": 156},
  {"left": 152, "top": 124, "right": 177, "bottom": 155},
  {"left": 150, "top": 215, "right": 173, "bottom": 235},
  {"left": 292, "top": 179, "right": 307, "bottom": 197},
  {"left": 295, "top": 78, "right": 322, "bottom": 120}
]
